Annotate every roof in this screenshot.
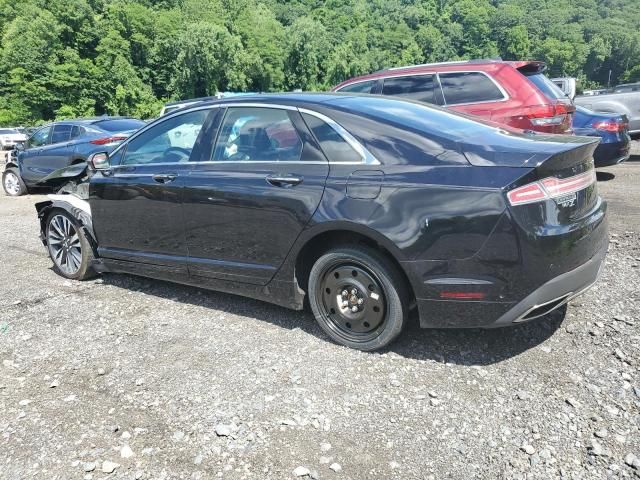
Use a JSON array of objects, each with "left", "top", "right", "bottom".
[{"left": 332, "top": 59, "right": 545, "bottom": 90}]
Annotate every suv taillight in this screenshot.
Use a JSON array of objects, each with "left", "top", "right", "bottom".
[
  {"left": 526, "top": 104, "right": 569, "bottom": 126},
  {"left": 507, "top": 170, "right": 596, "bottom": 206}
]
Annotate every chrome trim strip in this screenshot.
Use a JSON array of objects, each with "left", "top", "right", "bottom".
[
  {"left": 297, "top": 107, "right": 380, "bottom": 165},
  {"left": 512, "top": 293, "right": 572, "bottom": 323}
]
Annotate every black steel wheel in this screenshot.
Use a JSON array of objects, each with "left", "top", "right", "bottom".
[
  {"left": 46, "top": 210, "right": 96, "bottom": 280},
  {"left": 308, "top": 245, "right": 408, "bottom": 351}
]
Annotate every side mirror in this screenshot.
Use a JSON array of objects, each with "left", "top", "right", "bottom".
[
  {"left": 15, "top": 142, "right": 24, "bottom": 151},
  {"left": 88, "top": 152, "right": 110, "bottom": 170}
]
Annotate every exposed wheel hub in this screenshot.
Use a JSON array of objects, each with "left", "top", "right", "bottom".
[{"left": 320, "top": 264, "right": 386, "bottom": 335}]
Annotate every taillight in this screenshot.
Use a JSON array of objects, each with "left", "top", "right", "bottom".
[
  {"left": 526, "top": 104, "right": 569, "bottom": 126},
  {"left": 593, "top": 120, "right": 625, "bottom": 133},
  {"left": 90, "top": 136, "right": 127, "bottom": 145},
  {"left": 507, "top": 170, "right": 596, "bottom": 206}
]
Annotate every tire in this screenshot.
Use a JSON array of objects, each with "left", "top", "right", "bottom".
[
  {"left": 46, "top": 210, "right": 96, "bottom": 280},
  {"left": 3, "top": 168, "right": 27, "bottom": 196},
  {"left": 308, "top": 245, "right": 408, "bottom": 351}
]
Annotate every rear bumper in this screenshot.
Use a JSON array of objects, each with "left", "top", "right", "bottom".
[
  {"left": 486, "top": 236, "right": 607, "bottom": 327},
  {"left": 594, "top": 141, "right": 631, "bottom": 167}
]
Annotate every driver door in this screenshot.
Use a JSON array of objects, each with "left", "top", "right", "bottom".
[{"left": 90, "top": 109, "right": 214, "bottom": 280}]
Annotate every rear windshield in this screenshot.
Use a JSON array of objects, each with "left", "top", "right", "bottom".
[
  {"left": 93, "top": 119, "right": 146, "bottom": 133},
  {"left": 525, "top": 73, "right": 568, "bottom": 100}
]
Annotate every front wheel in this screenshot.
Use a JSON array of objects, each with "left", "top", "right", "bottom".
[
  {"left": 46, "top": 211, "right": 96, "bottom": 280},
  {"left": 3, "top": 168, "right": 27, "bottom": 196},
  {"left": 308, "top": 246, "right": 408, "bottom": 351}
]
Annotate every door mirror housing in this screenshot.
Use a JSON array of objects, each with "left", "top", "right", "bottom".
[
  {"left": 88, "top": 152, "right": 110, "bottom": 170},
  {"left": 15, "top": 142, "right": 24, "bottom": 151}
]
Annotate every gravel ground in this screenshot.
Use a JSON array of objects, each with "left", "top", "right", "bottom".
[{"left": 1, "top": 161, "right": 639, "bottom": 480}]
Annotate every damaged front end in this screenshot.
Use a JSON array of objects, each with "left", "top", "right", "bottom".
[{"left": 34, "top": 163, "right": 97, "bottom": 252}]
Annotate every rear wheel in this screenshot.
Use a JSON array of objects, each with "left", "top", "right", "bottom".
[
  {"left": 308, "top": 246, "right": 408, "bottom": 351},
  {"left": 46, "top": 211, "right": 96, "bottom": 280},
  {"left": 3, "top": 168, "right": 27, "bottom": 196}
]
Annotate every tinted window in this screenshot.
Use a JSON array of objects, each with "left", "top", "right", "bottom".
[
  {"left": 95, "top": 119, "right": 146, "bottom": 133},
  {"left": 0, "top": 129, "right": 15, "bottom": 134},
  {"left": 213, "top": 107, "right": 303, "bottom": 162},
  {"left": 337, "top": 80, "right": 376, "bottom": 94},
  {"left": 439, "top": 72, "right": 504, "bottom": 105},
  {"left": 51, "top": 124, "right": 73, "bottom": 144},
  {"left": 382, "top": 75, "right": 436, "bottom": 104},
  {"left": 70, "top": 125, "right": 84, "bottom": 139},
  {"left": 29, "top": 127, "right": 51, "bottom": 147},
  {"left": 302, "top": 113, "right": 361, "bottom": 163},
  {"left": 122, "top": 110, "right": 208, "bottom": 165},
  {"left": 524, "top": 73, "right": 568, "bottom": 100}
]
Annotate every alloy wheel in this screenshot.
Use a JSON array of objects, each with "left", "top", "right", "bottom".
[
  {"left": 48, "top": 215, "right": 83, "bottom": 276},
  {"left": 317, "top": 262, "right": 387, "bottom": 342},
  {"left": 4, "top": 171, "right": 21, "bottom": 196}
]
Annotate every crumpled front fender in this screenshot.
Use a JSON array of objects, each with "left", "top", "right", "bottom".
[{"left": 35, "top": 195, "right": 98, "bottom": 254}]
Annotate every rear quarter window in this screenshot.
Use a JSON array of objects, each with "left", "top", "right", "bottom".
[{"left": 439, "top": 72, "right": 505, "bottom": 105}]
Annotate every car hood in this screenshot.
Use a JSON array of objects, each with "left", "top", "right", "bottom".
[{"left": 36, "top": 162, "right": 89, "bottom": 187}]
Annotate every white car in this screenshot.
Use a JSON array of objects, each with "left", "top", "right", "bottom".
[{"left": 0, "top": 128, "right": 27, "bottom": 150}]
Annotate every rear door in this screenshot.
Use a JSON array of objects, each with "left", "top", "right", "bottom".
[
  {"left": 381, "top": 73, "right": 443, "bottom": 105},
  {"left": 438, "top": 71, "right": 506, "bottom": 119},
  {"left": 183, "top": 105, "right": 329, "bottom": 285}
]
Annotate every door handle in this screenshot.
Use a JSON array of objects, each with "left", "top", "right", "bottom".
[
  {"left": 152, "top": 173, "right": 178, "bottom": 184},
  {"left": 266, "top": 174, "right": 304, "bottom": 187}
]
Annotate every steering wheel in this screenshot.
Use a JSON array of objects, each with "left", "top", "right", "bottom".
[{"left": 164, "top": 147, "right": 191, "bottom": 161}]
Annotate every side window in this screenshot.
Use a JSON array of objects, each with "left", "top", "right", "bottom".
[
  {"left": 439, "top": 72, "right": 504, "bottom": 105},
  {"left": 122, "top": 109, "right": 209, "bottom": 165},
  {"left": 302, "top": 113, "right": 362, "bottom": 163},
  {"left": 213, "top": 107, "right": 303, "bottom": 162},
  {"left": 382, "top": 75, "right": 437, "bottom": 104},
  {"left": 28, "top": 127, "right": 51, "bottom": 148},
  {"left": 70, "top": 126, "right": 84, "bottom": 140},
  {"left": 337, "top": 80, "right": 376, "bottom": 94},
  {"left": 50, "top": 124, "right": 73, "bottom": 144}
]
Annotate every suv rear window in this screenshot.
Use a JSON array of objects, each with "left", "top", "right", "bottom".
[
  {"left": 338, "top": 80, "right": 376, "bottom": 94},
  {"left": 382, "top": 75, "right": 438, "bottom": 104},
  {"left": 94, "top": 119, "right": 146, "bottom": 133},
  {"left": 524, "top": 73, "right": 568, "bottom": 100},
  {"left": 439, "top": 72, "right": 504, "bottom": 105}
]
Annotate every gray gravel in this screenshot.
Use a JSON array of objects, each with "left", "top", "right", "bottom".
[{"left": 1, "top": 161, "right": 639, "bottom": 479}]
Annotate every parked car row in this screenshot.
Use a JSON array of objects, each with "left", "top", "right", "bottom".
[
  {"left": 2, "top": 117, "right": 146, "bottom": 196},
  {"left": 334, "top": 59, "right": 633, "bottom": 167}
]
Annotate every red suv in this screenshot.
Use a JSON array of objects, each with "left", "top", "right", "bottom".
[{"left": 332, "top": 60, "right": 575, "bottom": 134}]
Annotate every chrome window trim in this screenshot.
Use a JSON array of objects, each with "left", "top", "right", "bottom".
[
  {"left": 297, "top": 107, "right": 380, "bottom": 165},
  {"left": 436, "top": 70, "right": 509, "bottom": 106},
  {"left": 110, "top": 102, "right": 379, "bottom": 167},
  {"left": 334, "top": 79, "right": 377, "bottom": 93}
]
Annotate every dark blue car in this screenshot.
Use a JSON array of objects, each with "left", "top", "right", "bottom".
[
  {"left": 572, "top": 106, "right": 630, "bottom": 167},
  {"left": 3, "top": 117, "right": 145, "bottom": 196}
]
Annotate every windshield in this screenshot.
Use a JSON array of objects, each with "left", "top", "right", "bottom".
[
  {"left": 525, "top": 73, "right": 569, "bottom": 100},
  {"left": 94, "top": 119, "right": 146, "bottom": 133},
  {"left": 0, "top": 129, "right": 16, "bottom": 134}
]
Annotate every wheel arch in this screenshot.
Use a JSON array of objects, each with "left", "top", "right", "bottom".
[
  {"left": 292, "top": 223, "right": 416, "bottom": 306},
  {"left": 36, "top": 197, "right": 98, "bottom": 254}
]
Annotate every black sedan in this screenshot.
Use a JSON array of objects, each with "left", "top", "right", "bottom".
[
  {"left": 34, "top": 94, "right": 608, "bottom": 351},
  {"left": 3, "top": 117, "right": 145, "bottom": 196}
]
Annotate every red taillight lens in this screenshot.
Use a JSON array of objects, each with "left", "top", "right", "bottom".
[
  {"left": 90, "top": 136, "right": 127, "bottom": 145},
  {"left": 593, "top": 121, "right": 625, "bottom": 133},
  {"left": 526, "top": 104, "right": 569, "bottom": 127},
  {"left": 507, "top": 170, "right": 596, "bottom": 206},
  {"left": 507, "top": 182, "right": 548, "bottom": 206}
]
